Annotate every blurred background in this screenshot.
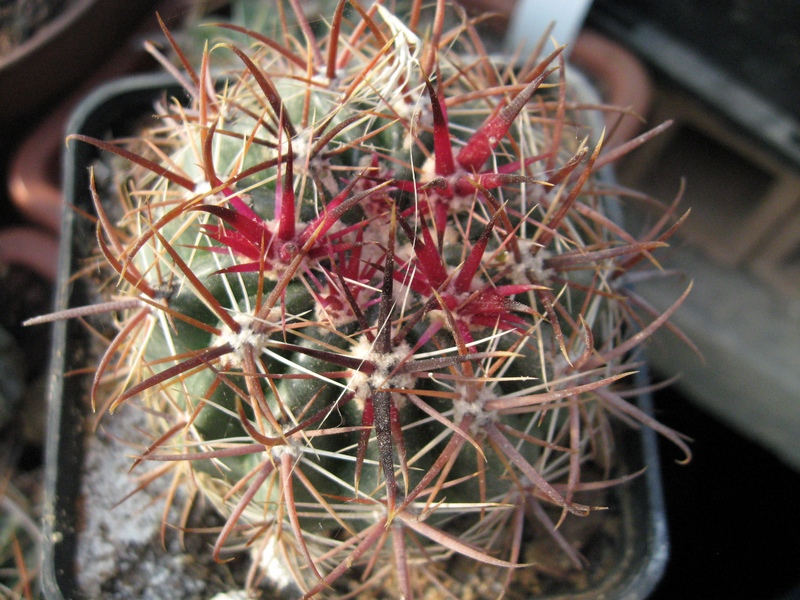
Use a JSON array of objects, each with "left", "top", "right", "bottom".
[
  {"left": 584, "top": 2, "right": 800, "bottom": 598},
  {"left": 1, "top": 0, "right": 799, "bottom": 598}
]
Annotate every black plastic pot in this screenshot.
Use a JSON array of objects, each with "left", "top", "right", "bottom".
[{"left": 42, "top": 73, "right": 669, "bottom": 600}]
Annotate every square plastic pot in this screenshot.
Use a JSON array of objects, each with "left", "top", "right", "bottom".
[{"left": 42, "top": 72, "right": 670, "bottom": 600}]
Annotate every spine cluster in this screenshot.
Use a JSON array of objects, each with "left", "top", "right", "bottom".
[{"left": 73, "top": 3, "right": 690, "bottom": 598}]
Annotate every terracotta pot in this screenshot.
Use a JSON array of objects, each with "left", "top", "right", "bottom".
[
  {"left": 4, "top": 0, "right": 193, "bottom": 237},
  {"left": 0, "top": 226, "right": 59, "bottom": 281},
  {"left": 0, "top": 0, "right": 158, "bottom": 128}
]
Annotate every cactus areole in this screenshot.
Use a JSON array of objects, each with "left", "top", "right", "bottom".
[{"left": 62, "top": 2, "right": 691, "bottom": 598}]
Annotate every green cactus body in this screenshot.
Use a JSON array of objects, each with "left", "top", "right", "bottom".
[{"left": 77, "top": 2, "right": 691, "bottom": 597}]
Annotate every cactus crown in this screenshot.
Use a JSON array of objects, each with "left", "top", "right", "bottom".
[{"left": 65, "top": 1, "right": 691, "bottom": 597}]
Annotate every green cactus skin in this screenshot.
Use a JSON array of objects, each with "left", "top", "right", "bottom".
[{"left": 69, "top": 2, "right": 691, "bottom": 598}]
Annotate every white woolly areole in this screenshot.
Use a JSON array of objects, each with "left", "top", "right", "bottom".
[
  {"left": 453, "top": 385, "right": 498, "bottom": 433},
  {"left": 279, "top": 134, "right": 308, "bottom": 164},
  {"left": 277, "top": 132, "right": 337, "bottom": 194},
  {"left": 417, "top": 158, "right": 487, "bottom": 216},
  {"left": 419, "top": 153, "right": 439, "bottom": 185},
  {"left": 270, "top": 432, "right": 301, "bottom": 461},
  {"left": 215, "top": 313, "right": 275, "bottom": 369},
  {"left": 512, "top": 239, "right": 554, "bottom": 285},
  {"left": 348, "top": 337, "right": 416, "bottom": 407}
]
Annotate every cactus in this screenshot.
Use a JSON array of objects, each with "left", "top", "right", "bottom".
[{"left": 57, "top": 1, "right": 692, "bottom": 597}]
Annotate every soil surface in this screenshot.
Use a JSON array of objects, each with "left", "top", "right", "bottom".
[{"left": 75, "top": 404, "right": 249, "bottom": 599}]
